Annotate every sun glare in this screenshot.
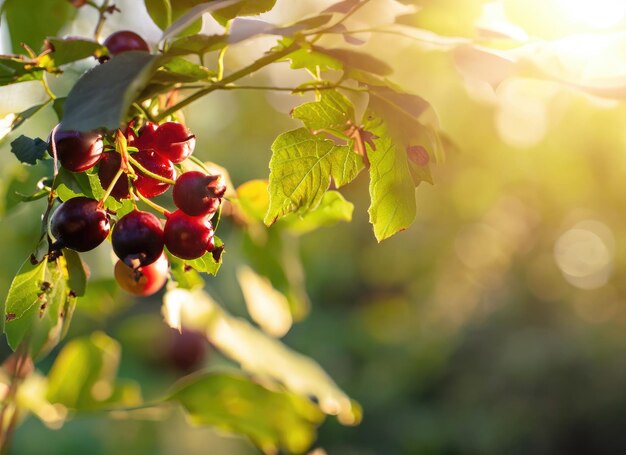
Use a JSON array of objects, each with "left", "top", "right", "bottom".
[{"left": 557, "top": 0, "right": 626, "bottom": 29}]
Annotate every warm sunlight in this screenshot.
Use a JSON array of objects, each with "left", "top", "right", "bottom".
[{"left": 556, "top": 0, "right": 626, "bottom": 29}]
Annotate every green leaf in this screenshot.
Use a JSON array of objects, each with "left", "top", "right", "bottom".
[
  {"left": 212, "top": 0, "right": 277, "bottom": 25},
  {"left": 365, "top": 113, "right": 416, "bottom": 242},
  {"left": 0, "top": 55, "right": 44, "bottom": 86},
  {"left": 144, "top": 0, "right": 204, "bottom": 32},
  {"left": 264, "top": 128, "right": 363, "bottom": 225},
  {"left": 61, "top": 52, "right": 161, "bottom": 132},
  {"left": 63, "top": 249, "right": 87, "bottom": 297},
  {"left": 183, "top": 237, "right": 223, "bottom": 275},
  {"left": 166, "top": 35, "right": 228, "bottom": 57},
  {"left": 163, "top": 288, "right": 362, "bottom": 425},
  {"left": 10, "top": 135, "right": 48, "bottom": 165},
  {"left": 283, "top": 190, "right": 354, "bottom": 235},
  {"left": 45, "top": 37, "right": 107, "bottom": 67},
  {"left": 55, "top": 168, "right": 102, "bottom": 201},
  {"left": 168, "top": 255, "right": 205, "bottom": 290},
  {"left": 2, "top": 0, "right": 77, "bottom": 54},
  {"left": 47, "top": 331, "right": 142, "bottom": 410},
  {"left": 161, "top": 0, "right": 240, "bottom": 41},
  {"left": 151, "top": 57, "right": 214, "bottom": 84},
  {"left": 9, "top": 102, "right": 50, "bottom": 133},
  {"left": 169, "top": 371, "right": 323, "bottom": 454},
  {"left": 2, "top": 160, "right": 53, "bottom": 214},
  {"left": 292, "top": 90, "right": 355, "bottom": 132},
  {"left": 4, "top": 257, "right": 75, "bottom": 359},
  {"left": 313, "top": 46, "right": 392, "bottom": 76}
]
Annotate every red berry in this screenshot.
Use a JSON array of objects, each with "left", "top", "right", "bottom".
[
  {"left": 135, "top": 121, "right": 158, "bottom": 151},
  {"left": 47, "top": 129, "right": 103, "bottom": 172},
  {"left": 153, "top": 122, "right": 195, "bottom": 163},
  {"left": 166, "top": 329, "right": 207, "bottom": 372},
  {"left": 112, "top": 210, "right": 164, "bottom": 267},
  {"left": 133, "top": 150, "right": 175, "bottom": 198},
  {"left": 50, "top": 197, "right": 110, "bottom": 252},
  {"left": 103, "top": 31, "right": 150, "bottom": 55},
  {"left": 114, "top": 252, "right": 169, "bottom": 296},
  {"left": 164, "top": 210, "right": 214, "bottom": 260},
  {"left": 173, "top": 171, "right": 225, "bottom": 217},
  {"left": 98, "top": 152, "right": 130, "bottom": 199}
]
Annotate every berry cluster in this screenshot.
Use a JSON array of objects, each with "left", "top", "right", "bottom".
[{"left": 48, "top": 119, "right": 226, "bottom": 297}]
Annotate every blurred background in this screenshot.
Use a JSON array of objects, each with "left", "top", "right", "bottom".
[{"left": 3, "top": 0, "right": 626, "bottom": 453}]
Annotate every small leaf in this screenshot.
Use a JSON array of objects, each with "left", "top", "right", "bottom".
[
  {"left": 183, "top": 238, "right": 223, "bottom": 276},
  {"left": 63, "top": 249, "right": 87, "bottom": 297},
  {"left": 237, "top": 265, "right": 292, "bottom": 338},
  {"left": 282, "top": 40, "right": 342, "bottom": 72},
  {"left": 3, "top": 0, "right": 76, "bottom": 53},
  {"left": 365, "top": 113, "right": 416, "bottom": 242},
  {"left": 264, "top": 128, "right": 363, "bottom": 225},
  {"left": 144, "top": 0, "right": 204, "bottom": 32},
  {"left": 46, "top": 331, "right": 142, "bottom": 410},
  {"left": 168, "top": 256, "right": 205, "bottom": 291},
  {"left": 166, "top": 35, "right": 228, "bottom": 57},
  {"left": 292, "top": 90, "right": 355, "bottom": 132},
  {"left": 161, "top": 0, "right": 240, "bottom": 41},
  {"left": 151, "top": 57, "right": 214, "bottom": 84},
  {"left": 0, "top": 55, "right": 44, "bottom": 86},
  {"left": 10, "top": 135, "right": 48, "bottom": 165},
  {"left": 169, "top": 371, "right": 323, "bottom": 454},
  {"left": 2, "top": 258, "right": 47, "bottom": 334},
  {"left": 212, "top": 0, "right": 277, "bottom": 25},
  {"left": 314, "top": 46, "right": 392, "bottom": 76},
  {"left": 61, "top": 52, "right": 161, "bottom": 132},
  {"left": 283, "top": 190, "right": 354, "bottom": 234},
  {"left": 45, "top": 37, "right": 107, "bottom": 66}
]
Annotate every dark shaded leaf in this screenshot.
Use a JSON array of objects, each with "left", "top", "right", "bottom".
[
  {"left": 10, "top": 135, "right": 48, "bottom": 165},
  {"left": 212, "top": 0, "right": 277, "bottom": 25},
  {"left": 61, "top": 52, "right": 161, "bottom": 132},
  {"left": 45, "top": 37, "right": 106, "bottom": 66}
]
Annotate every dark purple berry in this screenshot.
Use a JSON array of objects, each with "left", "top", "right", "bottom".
[
  {"left": 47, "top": 129, "right": 103, "bottom": 172},
  {"left": 104, "top": 31, "right": 150, "bottom": 55},
  {"left": 112, "top": 210, "right": 164, "bottom": 267},
  {"left": 50, "top": 197, "right": 110, "bottom": 252},
  {"left": 153, "top": 122, "right": 195, "bottom": 163}
]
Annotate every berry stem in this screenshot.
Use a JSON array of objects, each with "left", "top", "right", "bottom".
[
  {"left": 98, "top": 166, "right": 125, "bottom": 209},
  {"left": 154, "top": 40, "right": 300, "bottom": 121},
  {"left": 129, "top": 187, "right": 169, "bottom": 216},
  {"left": 127, "top": 154, "right": 176, "bottom": 185},
  {"left": 187, "top": 155, "right": 212, "bottom": 174}
]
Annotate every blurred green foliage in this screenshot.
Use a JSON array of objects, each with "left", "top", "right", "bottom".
[{"left": 3, "top": 0, "right": 626, "bottom": 454}]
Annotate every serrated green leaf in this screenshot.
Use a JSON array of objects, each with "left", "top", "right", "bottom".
[
  {"left": 212, "top": 0, "right": 277, "bottom": 25},
  {"left": 45, "top": 37, "right": 107, "bottom": 66},
  {"left": 2, "top": 258, "right": 46, "bottom": 334},
  {"left": 4, "top": 257, "right": 74, "bottom": 359},
  {"left": 183, "top": 237, "right": 223, "bottom": 275},
  {"left": 47, "top": 331, "right": 142, "bottom": 410},
  {"left": 283, "top": 190, "right": 354, "bottom": 235},
  {"left": 169, "top": 371, "right": 323, "bottom": 454},
  {"left": 264, "top": 128, "right": 363, "bottom": 225},
  {"left": 292, "top": 90, "right": 355, "bottom": 132},
  {"left": 3, "top": 0, "right": 76, "bottom": 54},
  {"left": 10, "top": 135, "right": 48, "bottom": 165},
  {"left": 365, "top": 113, "right": 416, "bottom": 242},
  {"left": 63, "top": 249, "right": 86, "bottom": 297},
  {"left": 61, "top": 52, "right": 161, "bottom": 132},
  {"left": 168, "top": 258, "right": 205, "bottom": 290}
]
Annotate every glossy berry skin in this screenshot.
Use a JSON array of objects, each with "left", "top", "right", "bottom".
[
  {"left": 97, "top": 151, "right": 174, "bottom": 199},
  {"left": 47, "top": 129, "right": 103, "bottom": 172},
  {"left": 114, "top": 253, "right": 168, "bottom": 296},
  {"left": 135, "top": 121, "right": 158, "bottom": 151},
  {"left": 97, "top": 152, "right": 130, "bottom": 199},
  {"left": 173, "top": 171, "right": 225, "bottom": 217},
  {"left": 112, "top": 210, "right": 164, "bottom": 267},
  {"left": 103, "top": 31, "right": 150, "bottom": 55},
  {"left": 164, "top": 210, "right": 214, "bottom": 260},
  {"left": 133, "top": 150, "right": 176, "bottom": 198},
  {"left": 153, "top": 122, "right": 195, "bottom": 163},
  {"left": 50, "top": 197, "right": 110, "bottom": 252}
]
